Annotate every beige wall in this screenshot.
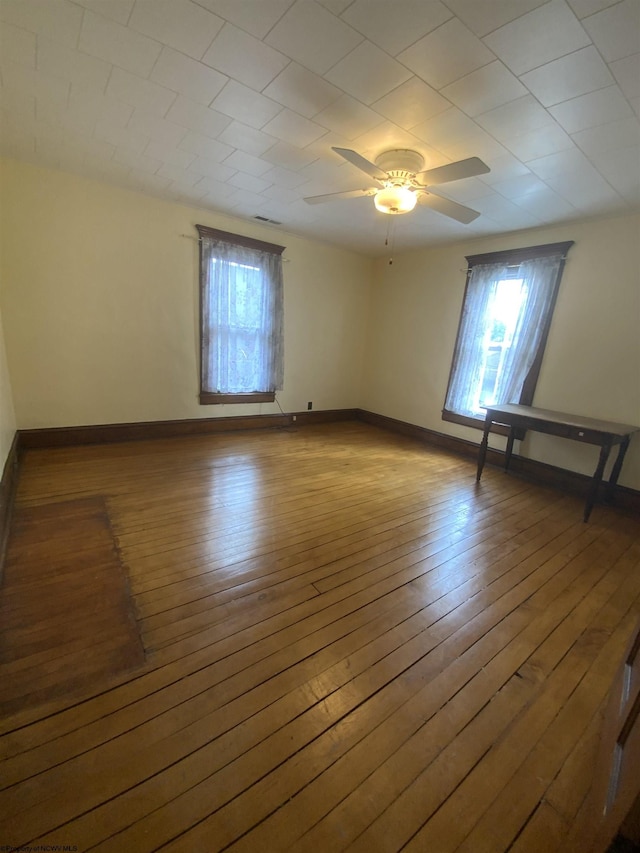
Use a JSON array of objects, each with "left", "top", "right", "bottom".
[
  {"left": 0, "top": 158, "right": 371, "bottom": 428},
  {"left": 362, "top": 214, "right": 640, "bottom": 490},
  {"left": 2, "top": 156, "right": 639, "bottom": 493},
  {"left": 0, "top": 302, "right": 17, "bottom": 469}
]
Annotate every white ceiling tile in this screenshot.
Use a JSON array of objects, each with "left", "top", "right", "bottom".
[
  {"left": 340, "top": 0, "right": 452, "bottom": 55},
  {"left": 566, "top": 0, "right": 619, "bottom": 18},
  {"left": 226, "top": 187, "right": 269, "bottom": 213},
  {"left": 113, "top": 147, "right": 162, "bottom": 174},
  {"left": 372, "top": 77, "right": 449, "bottom": 130},
  {"left": 71, "top": 0, "right": 135, "bottom": 25},
  {"left": 0, "top": 22, "right": 36, "bottom": 68},
  {"left": 79, "top": 9, "right": 161, "bottom": 77},
  {"left": 194, "top": 175, "right": 237, "bottom": 197},
  {"left": 572, "top": 115, "right": 640, "bottom": 155},
  {"left": 0, "top": 0, "right": 82, "bottom": 48},
  {"left": 440, "top": 130, "right": 512, "bottom": 163},
  {"left": 549, "top": 85, "right": 634, "bottom": 133},
  {"left": 351, "top": 121, "right": 445, "bottom": 165},
  {"left": 510, "top": 185, "right": 578, "bottom": 220},
  {"left": 217, "top": 120, "right": 278, "bottom": 155},
  {"left": 588, "top": 144, "right": 640, "bottom": 200},
  {"left": 316, "top": 0, "right": 353, "bottom": 14},
  {"left": 610, "top": 53, "right": 640, "bottom": 100},
  {"left": 475, "top": 94, "right": 555, "bottom": 141},
  {"left": 211, "top": 80, "right": 282, "bottom": 129},
  {"left": 477, "top": 153, "right": 531, "bottom": 184},
  {"left": 503, "top": 123, "right": 575, "bottom": 161},
  {"left": 127, "top": 110, "right": 188, "bottom": 147},
  {"left": 490, "top": 172, "right": 550, "bottom": 200},
  {"left": 261, "top": 184, "right": 302, "bottom": 204},
  {"left": 144, "top": 140, "right": 196, "bottom": 169},
  {"left": 178, "top": 129, "right": 234, "bottom": 161},
  {"left": 484, "top": 0, "right": 590, "bottom": 76},
  {"left": 260, "top": 140, "right": 318, "bottom": 170},
  {"left": 1, "top": 60, "right": 70, "bottom": 102},
  {"left": 127, "top": 168, "right": 172, "bottom": 192},
  {"left": 106, "top": 67, "right": 177, "bottom": 117},
  {"left": 468, "top": 192, "right": 542, "bottom": 227},
  {"left": 95, "top": 123, "right": 149, "bottom": 153},
  {"left": 195, "top": 0, "right": 295, "bottom": 39},
  {"left": 37, "top": 38, "right": 112, "bottom": 92},
  {"left": 444, "top": 0, "right": 550, "bottom": 38},
  {"left": 165, "top": 95, "right": 231, "bottom": 137},
  {"left": 581, "top": 0, "right": 640, "bottom": 61},
  {"left": 202, "top": 22, "right": 290, "bottom": 89},
  {"left": 0, "top": 90, "right": 36, "bottom": 122},
  {"left": 431, "top": 176, "right": 495, "bottom": 202},
  {"left": 440, "top": 61, "right": 527, "bottom": 117},
  {"left": 397, "top": 17, "right": 494, "bottom": 90},
  {"left": 526, "top": 146, "right": 595, "bottom": 179},
  {"left": 188, "top": 155, "right": 236, "bottom": 180},
  {"left": 325, "top": 40, "right": 412, "bottom": 105},
  {"left": 264, "top": 0, "right": 363, "bottom": 75},
  {"left": 150, "top": 47, "right": 227, "bottom": 106},
  {"left": 67, "top": 89, "right": 133, "bottom": 130},
  {"left": 411, "top": 106, "right": 488, "bottom": 151},
  {"left": 156, "top": 162, "right": 200, "bottom": 184},
  {"left": 223, "top": 150, "right": 273, "bottom": 176},
  {"left": 520, "top": 46, "right": 615, "bottom": 106},
  {"left": 227, "top": 171, "right": 272, "bottom": 193},
  {"left": 261, "top": 164, "right": 308, "bottom": 188},
  {"left": 312, "top": 93, "right": 384, "bottom": 139},
  {"left": 263, "top": 63, "right": 342, "bottom": 119},
  {"left": 542, "top": 164, "right": 624, "bottom": 209},
  {"left": 261, "top": 108, "right": 327, "bottom": 147},
  {"left": 128, "top": 0, "right": 224, "bottom": 61}
]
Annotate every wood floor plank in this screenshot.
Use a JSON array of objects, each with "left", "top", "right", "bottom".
[{"left": 1, "top": 422, "right": 638, "bottom": 852}]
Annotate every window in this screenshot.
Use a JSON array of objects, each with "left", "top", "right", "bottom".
[
  {"left": 443, "top": 241, "right": 573, "bottom": 428},
  {"left": 197, "top": 225, "right": 285, "bottom": 405}
]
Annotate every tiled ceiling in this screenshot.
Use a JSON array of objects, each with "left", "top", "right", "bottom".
[{"left": 1, "top": 0, "right": 639, "bottom": 255}]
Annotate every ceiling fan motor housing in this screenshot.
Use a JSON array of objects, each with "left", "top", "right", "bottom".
[{"left": 375, "top": 149, "right": 425, "bottom": 185}]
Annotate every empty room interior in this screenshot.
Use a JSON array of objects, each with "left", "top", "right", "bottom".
[{"left": 1, "top": 0, "right": 640, "bottom": 850}]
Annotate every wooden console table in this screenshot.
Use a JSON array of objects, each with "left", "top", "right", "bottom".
[{"left": 476, "top": 403, "right": 639, "bottom": 521}]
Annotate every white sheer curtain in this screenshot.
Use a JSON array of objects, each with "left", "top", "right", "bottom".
[
  {"left": 445, "top": 254, "right": 563, "bottom": 418},
  {"left": 201, "top": 236, "right": 284, "bottom": 394}
]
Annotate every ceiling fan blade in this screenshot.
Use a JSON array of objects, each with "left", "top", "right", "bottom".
[
  {"left": 415, "top": 156, "right": 490, "bottom": 187},
  {"left": 304, "top": 187, "right": 378, "bottom": 205},
  {"left": 417, "top": 191, "right": 480, "bottom": 224},
  {"left": 332, "top": 147, "right": 389, "bottom": 182}
]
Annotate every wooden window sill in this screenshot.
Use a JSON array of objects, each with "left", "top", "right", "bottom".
[{"left": 200, "top": 392, "right": 275, "bottom": 405}]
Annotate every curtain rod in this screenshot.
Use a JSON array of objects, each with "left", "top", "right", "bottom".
[{"left": 180, "top": 233, "right": 290, "bottom": 260}]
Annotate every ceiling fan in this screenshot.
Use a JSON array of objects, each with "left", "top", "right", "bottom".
[{"left": 304, "top": 147, "right": 490, "bottom": 224}]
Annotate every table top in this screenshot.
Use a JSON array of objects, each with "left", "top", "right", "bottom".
[{"left": 483, "top": 403, "right": 640, "bottom": 437}]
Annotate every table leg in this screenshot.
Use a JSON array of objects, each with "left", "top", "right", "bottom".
[
  {"left": 584, "top": 441, "right": 612, "bottom": 522},
  {"left": 605, "top": 436, "right": 630, "bottom": 503},
  {"left": 504, "top": 427, "right": 516, "bottom": 472},
  {"left": 476, "top": 413, "right": 492, "bottom": 482}
]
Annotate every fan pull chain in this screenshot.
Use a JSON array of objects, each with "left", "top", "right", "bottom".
[{"left": 385, "top": 217, "right": 397, "bottom": 264}]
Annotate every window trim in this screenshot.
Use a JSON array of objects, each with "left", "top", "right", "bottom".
[
  {"left": 196, "top": 225, "right": 285, "bottom": 406},
  {"left": 442, "top": 241, "right": 573, "bottom": 430}
]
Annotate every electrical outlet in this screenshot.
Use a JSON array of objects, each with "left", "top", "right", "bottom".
[
  {"left": 292, "top": 415, "right": 297, "bottom": 422},
  {"left": 307, "top": 401, "right": 313, "bottom": 410}
]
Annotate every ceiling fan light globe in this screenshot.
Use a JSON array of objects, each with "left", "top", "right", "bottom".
[{"left": 374, "top": 186, "right": 417, "bottom": 215}]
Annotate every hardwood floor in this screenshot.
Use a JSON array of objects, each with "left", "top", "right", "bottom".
[{"left": 1, "top": 421, "right": 639, "bottom": 852}]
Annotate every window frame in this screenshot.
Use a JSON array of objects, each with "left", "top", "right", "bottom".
[
  {"left": 196, "top": 224, "right": 285, "bottom": 406},
  {"left": 442, "top": 241, "right": 573, "bottom": 431}
]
